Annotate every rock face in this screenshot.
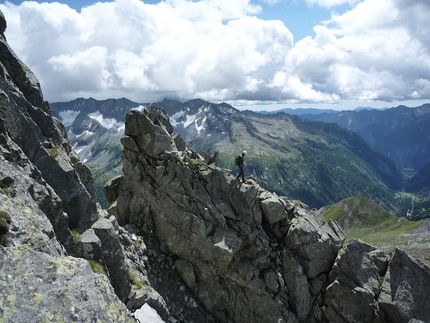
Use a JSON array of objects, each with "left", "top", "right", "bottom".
[
  {"left": 0, "top": 11, "right": 136, "bottom": 322},
  {"left": 324, "top": 239, "right": 430, "bottom": 323},
  {"left": 108, "top": 108, "right": 347, "bottom": 322},
  {"left": 107, "top": 106, "right": 430, "bottom": 323},
  {"left": 0, "top": 16, "right": 97, "bottom": 235},
  {"left": 378, "top": 248, "right": 430, "bottom": 322}
]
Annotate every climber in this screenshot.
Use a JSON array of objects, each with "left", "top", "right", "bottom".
[{"left": 235, "top": 150, "right": 247, "bottom": 183}]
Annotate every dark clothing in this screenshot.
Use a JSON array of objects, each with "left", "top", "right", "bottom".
[
  {"left": 237, "top": 155, "right": 244, "bottom": 167},
  {"left": 236, "top": 166, "right": 245, "bottom": 182},
  {"left": 236, "top": 155, "right": 245, "bottom": 182}
]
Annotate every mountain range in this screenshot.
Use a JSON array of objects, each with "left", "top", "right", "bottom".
[
  {"left": 299, "top": 104, "right": 430, "bottom": 172},
  {"left": 3, "top": 9, "right": 430, "bottom": 323},
  {"left": 51, "top": 98, "right": 429, "bottom": 219},
  {"left": 294, "top": 104, "right": 430, "bottom": 219}
]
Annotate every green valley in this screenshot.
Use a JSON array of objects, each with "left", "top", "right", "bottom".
[{"left": 320, "top": 195, "right": 430, "bottom": 265}]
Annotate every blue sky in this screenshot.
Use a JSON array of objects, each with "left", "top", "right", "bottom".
[{"left": 1, "top": 0, "right": 429, "bottom": 110}]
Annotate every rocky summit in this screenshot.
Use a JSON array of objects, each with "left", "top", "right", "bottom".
[
  {"left": 1, "top": 9, "right": 430, "bottom": 323},
  {"left": 105, "top": 106, "right": 430, "bottom": 322}
]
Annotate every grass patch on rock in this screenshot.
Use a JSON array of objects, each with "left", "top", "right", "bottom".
[
  {"left": 87, "top": 259, "right": 107, "bottom": 275},
  {"left": 70, "top": 229, "right": 82, "bottom": 243}
]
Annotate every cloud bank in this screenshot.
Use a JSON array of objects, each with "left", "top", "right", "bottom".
[{"left": 1, "top": 0, "right": 429, "bottom": 108}]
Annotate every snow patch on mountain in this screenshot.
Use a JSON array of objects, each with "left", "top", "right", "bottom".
[
  {"left": 184, "top": 113, "right": 198, "bottom": 129},
  {"left": 59, "top": 110, "right": 80, "bottom": 127},
  {"left": 88, "top": 111, "right": 124, "bottom": 132},
  {"left": 170, "top": 110, "right": 185, "bottom": 127},
  {"left": 182, "top": 106, "right": 210, "bottom": 134},
  {"left": 195, "top": 115, "right": 207, "bottom": 134},
  {"left": 76, "top": 130, "right": 95, "bottom": 139}
]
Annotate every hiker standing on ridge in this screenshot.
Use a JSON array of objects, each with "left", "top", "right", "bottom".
[{"left": 236, "top": 151, "right": 247, "bottom": 183}]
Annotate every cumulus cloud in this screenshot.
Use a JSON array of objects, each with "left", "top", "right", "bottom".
[
  {"left": 0, "top": 0, "right": 429, "bottom": 107},
  {"left": 301, "top": 0, "right": 430, "bottom": 101}
]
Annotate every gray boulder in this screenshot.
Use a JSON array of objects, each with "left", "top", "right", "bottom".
[
  {"left": 378, "top": 248, "right": 430, "bottom": 322},
  {"left": 80, "top": 228, "right": 102, "bottom": 261},
  {"left": 286, "top": 207, "right": 345, "bottom": 278},
  {"left": 0, "top": 245, "right": 134, "bottom": 323},
  {"left": 324, "top": 239, "right": 388, "bottom": 323},
  {"left": 260, "top": 191, "right": 289, "bottom": 224}
]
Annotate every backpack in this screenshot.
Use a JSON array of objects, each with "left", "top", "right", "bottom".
[{"left": 235, "top": 155, "right": 240, "bottom": 166}]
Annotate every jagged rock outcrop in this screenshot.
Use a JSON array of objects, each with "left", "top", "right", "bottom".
[
  {"left": 107, "top": 107, "right": 347, "bottom": 322},
  {"left": 324, "top": 239, "right": 388, "bottom": 322},
  {"left": 378, "top": 248, "right": 430, "bottom": 322},
  {"left": 324, "top": 239, "right": 430, "bottom": 322},
  {"left": 107, "top": 106, "right": 430, "bottom": 323},
  {"left": 0, "top": 10, "right": 146, "bottom": 322}
]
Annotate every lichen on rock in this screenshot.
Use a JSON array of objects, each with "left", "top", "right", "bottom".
[{"left": 0, "top": 245, "right": 135, "bottom": 323}]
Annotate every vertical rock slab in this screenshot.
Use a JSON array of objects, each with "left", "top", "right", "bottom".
[
  {"left": 0, "top": 13, "right": 98, "bottom": 233},
  {"left": 92, "top": 218, "right": 131, "bottom": 303},
  {"left": 0, "top": 143, "right": 69, "bottom": 256},
  {"left": 378, "top": 248, "right": 430, "bottom": 322},
  {"left": 323, "top": 239, "right": 388, "bottom": 323}
]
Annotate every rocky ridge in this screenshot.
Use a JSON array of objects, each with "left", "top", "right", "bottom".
[
  {"left": 105, "top": 106, "right": 430, "bottom": 322},
  {"left": 51, "top": 97, "right": 406, "bottom": 212},
  {"left": 1, "top": 9, "right": 430, "bottom": 323},
  {"left": 0, "top": 10, "right": 157, "bottom": 322}
]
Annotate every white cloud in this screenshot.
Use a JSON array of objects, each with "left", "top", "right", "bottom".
[
  {"left": 282, "top": 0, "right": 430, "bottom": 102},
  {"left": 0, "top": 0, "right": 429, "bottom": 107},
  {"left": 0, "top": 0, "right": 292, "bottom": 103},
  {"left": 303, "top": 0, "right": 360, "bottom": 7}
]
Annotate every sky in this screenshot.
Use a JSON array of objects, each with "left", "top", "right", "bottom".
[{"left": 0, "top": 0, "right": 429, "bottom": 111}]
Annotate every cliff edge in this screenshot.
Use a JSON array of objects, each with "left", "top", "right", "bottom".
[{"left": 0, "top": 10, "right": 135, "bottom": 322}]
